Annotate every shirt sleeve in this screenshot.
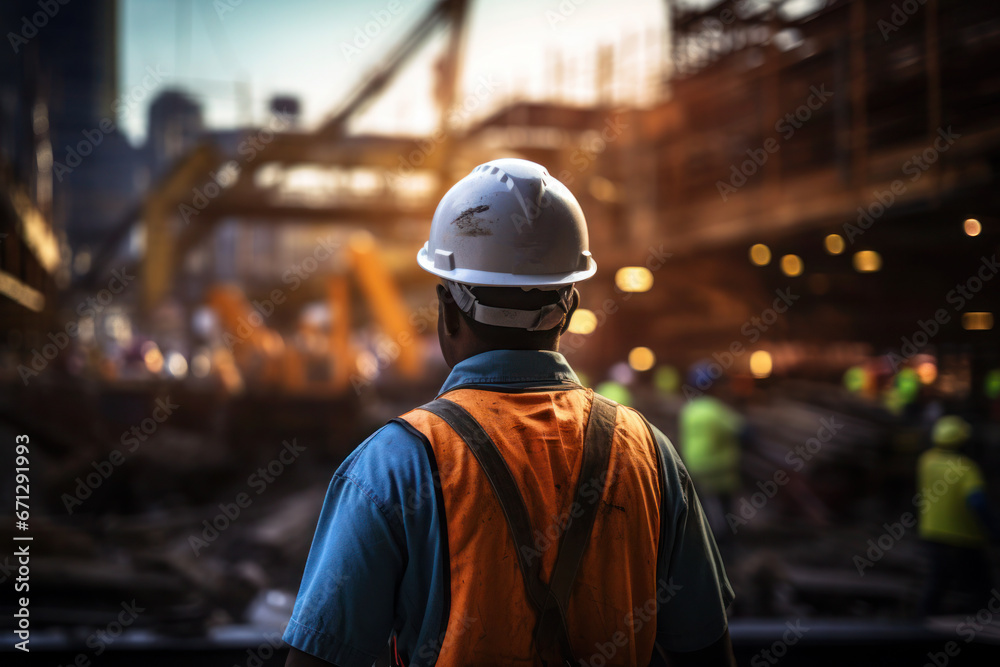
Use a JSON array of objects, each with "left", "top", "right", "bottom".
[
  {"left": 650, "top": 424, "right": 735, "bottom": 652},
  {"left": 283, "top": 430, "right": 406, "bottom": 667}
]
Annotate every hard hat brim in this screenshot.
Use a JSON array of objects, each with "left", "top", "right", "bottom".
[{"left": 417, "top": 246, "right": 596, "bottom": 288}]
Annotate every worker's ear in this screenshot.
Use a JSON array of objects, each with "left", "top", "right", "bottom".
[
  {"left": 558, "top": 287, "right": 580, "bottom": 336},
  {"left": 436, "top": 283, "right": 462, "bottom": 337}
]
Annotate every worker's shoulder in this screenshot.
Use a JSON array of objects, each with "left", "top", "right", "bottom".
[
  {"left": 611, "top": 401, "right": 665, "bottom": 438},
  {"left": 612, "top": 405, "right": 693, "bottom": 517},
  {"left": 337, "top": 419, "right": 432, "bottom": 485},
  {"left": 611, "top": 401, "right": 658, "bottom": 436},
  {"left": 613, "top": 403, "right": 686, "bottom": 466}
]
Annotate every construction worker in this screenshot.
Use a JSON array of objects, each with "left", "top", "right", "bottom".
[
  {"left": 283, "top": 159, "right": 736, "bottom": 666},
  {"left": 679, "top": 363, "right": 744, "bottom": 543},
  {"left": 917, "top": 415, "right": 999, "bottom": 615}
]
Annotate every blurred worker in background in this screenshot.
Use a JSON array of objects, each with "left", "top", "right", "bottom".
[
  {"left": 284, "top": 159, "right": 736, "bottom": 666},
  {"left": 679, "top": 363, "right": 745, "bottom": 545},
  {"left": 917, "top": 415, "right": 1000, "bottom": 616}
]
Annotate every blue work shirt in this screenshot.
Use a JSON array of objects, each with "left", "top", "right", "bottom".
[{"left": 283, "top": 350, "right": 734, "bottom": 666}]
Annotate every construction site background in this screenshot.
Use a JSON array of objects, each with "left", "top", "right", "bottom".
[{"left": 1, "top": 0, "right": 999, "bottom": 664}]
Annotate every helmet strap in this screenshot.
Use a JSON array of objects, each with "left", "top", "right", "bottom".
[{"left": 445, "top": 281, "right": 574, "bottom": 331}]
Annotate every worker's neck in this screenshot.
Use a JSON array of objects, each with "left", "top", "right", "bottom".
[{"left": 450, "top": 340, "right": 560, "bottom": 367}]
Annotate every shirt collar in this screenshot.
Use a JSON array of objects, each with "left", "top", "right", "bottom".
[{"left": 439, "top": 349, "right": 582, "bottom": 395}]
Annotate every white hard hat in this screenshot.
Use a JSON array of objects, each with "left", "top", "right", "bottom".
[
  {"left": 418, "top": 158, "right": 596, "bottom": 287},
  {"left": 417, "top": 159, "right": 596, "bottom": 330}
]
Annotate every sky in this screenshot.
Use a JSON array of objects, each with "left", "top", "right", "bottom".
[{"left": 117, "top": 0, "right": 667, "bottom": 145}]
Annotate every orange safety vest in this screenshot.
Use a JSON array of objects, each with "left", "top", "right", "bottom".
[{"left": 395, "top": 386, "right": 662, "bottom": 666}]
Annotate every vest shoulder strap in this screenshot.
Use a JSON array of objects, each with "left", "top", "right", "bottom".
[
  {"left": 416, "top": 393, "right": 618, "bottom": 666},
  {"left": 416, "top": 397, "right": 551, "bottom": 610},
  {"left": 534, "top": 393, "right": 617, "bottom": 659}
]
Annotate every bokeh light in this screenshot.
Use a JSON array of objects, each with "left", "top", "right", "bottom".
[
  {"left": 986, "top": 369, "right": 1000, "bottom": 399},
  {"left": 568, "top": 308, "right": 598, "bottom": 335},
  {"left": 780, "top": 254, "right": 803, "bottom": 277},
  {"left": 843, "top": 365, "right": 867, "bottom": 393},
  {"left": 896, "top": 368, "right": 920, "bottom": 402},
  {"left": 143, "top": 346, "right": 164, "bottom": 374},
  {"left": 627, "top": 346, "right": 656, "bottom": 372},
  {"left": 824, "top": 234, "right": 845, "bottom": 254},
  {"left": 166, "top": 352, "right": 188, "bottom": 378},
  {"left": 853, "top": 250, "right": 882, "bottom": 272},
  {"left": 749, "top": 243, "right": 771, "bottom": 266},
  {"left": 749, "top": 350, "right": 773, "bottom": 378},
  {"left": 962, "top": 312, "right": 994, "bottom": 330},
  {"left": 654, "top": 365, "right": 680, "bottom": 394},
  {"left": 595, "top": 381, "right": 632, "bottom": 407},
  {"left": 614, "top": 267, "right": 653, "bottom": 293},
  {"left": 916, "top": 361, "right": 938, "bottom": 385},
  {"left": 191, "top": 350, "right": 212, "bottom": 378}
]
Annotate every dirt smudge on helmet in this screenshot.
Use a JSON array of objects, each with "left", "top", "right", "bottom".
[{"left": 452, "top": 205, "right": 492, "bottom": 236}]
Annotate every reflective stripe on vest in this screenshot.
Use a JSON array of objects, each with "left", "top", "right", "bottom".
[{"left": 397, "top": 387, "right": 662, "bottom": 666}]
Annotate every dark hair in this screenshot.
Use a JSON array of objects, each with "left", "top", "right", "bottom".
[{"left": 454, "top": 285, "right": 568, "bottom": 350}]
